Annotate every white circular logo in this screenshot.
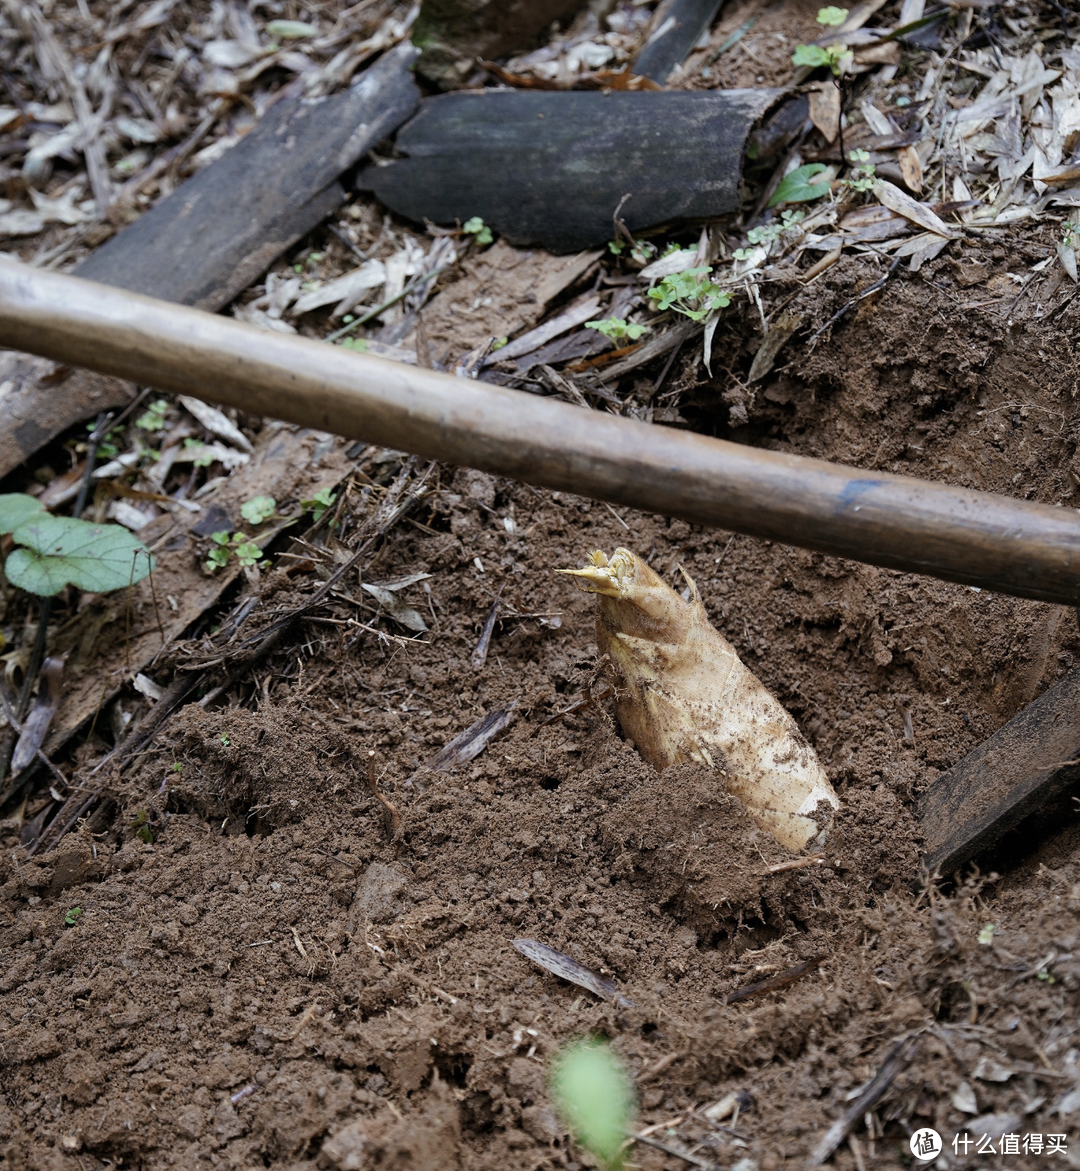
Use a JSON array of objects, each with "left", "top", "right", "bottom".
[{"left": 910, "top": 1129, "right": 943, "bottom": 1162}]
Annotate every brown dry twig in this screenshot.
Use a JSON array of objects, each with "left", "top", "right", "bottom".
[
  {"left": 805, "top": 1033, "right": 922, "bottom": 1167},
  {"left": 366, "top": 750, "right": 402, "bottom": 841},
  {"left": 725, "top": 955, "right": 825, "bottom": 1004}
]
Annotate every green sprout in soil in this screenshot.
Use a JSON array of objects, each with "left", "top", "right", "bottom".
[
  {"left": 844, "top": 148, "right": 876, "bottom": 192},
  {"left": 647, "top": 267, "right": 732, "bottom": 323},
  {"left": 585, "top": 317, "right": 648, "bottom": 342},
  {"left": 792, "top": 7, "right": 852, "bottom": 75},
  {"left": 64, "top": 906, "right": 83, "bottom": 927},
  {"left": 182, "top": 436, "right": 215, "bottom": 467},
  {"left": 240, "top": 495, "right": 276, "bottom": 525},
  {"left": 0, "top": 493, "right": 154, "bottom": 596},
  {"left": 978, "top": 922, "right": 996, "bottom": 945},
  {"left": 463, "top": 216, "right": 494, "bottom": 247},
  {"left": 136, "top": 398, "right": 170, "bottom": 434},
  {"left": 81, "top": 419, "right": 123, "bottom": 459},
  {"left": 300, "top": 488, "right": 337, "bottom": 523},
  {"left": 551, "top": 1037, "right": 636, "bottom": 1170},
  {"left": 131, "top": 809, "right": 154, "bottom": 844},
  {"left": 609, "top": 237, "right": 657, "bottom": 265},
  {"left": 204, "top": 530, "right": 265, "bottom": 574}
]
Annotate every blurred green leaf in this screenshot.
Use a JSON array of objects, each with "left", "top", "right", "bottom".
[{"left": 551, "top": 1038, "right": 635, "bottom": 1170}]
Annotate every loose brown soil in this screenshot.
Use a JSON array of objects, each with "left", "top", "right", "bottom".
[
  {"left": 5, "top": 245, "right": 1080, "bottom": 1169},
  {"left": 5, "top": 3, "right": 1080, "bottom": 1170}
]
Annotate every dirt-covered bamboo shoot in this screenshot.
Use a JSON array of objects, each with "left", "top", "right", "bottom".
[{"left": 562, "top": 547, "right": 838, "bottom": 851}]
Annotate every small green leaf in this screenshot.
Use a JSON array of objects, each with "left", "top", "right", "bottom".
[
  {"left": 769, "top": 162, "right": 829, "bottom": 207},
  {"left": 584, "top": 317, "right": 648, "bottom": 342},
  {"left": 463, "top": 216, "right": 494, "bottom": 246},
  {"left": 136, "top": 399, "right": 170, "bottom": 433},
  {"left": 978, "top": 923, "right": 996, "bottom": 946},
  {"left": 817, "top": 6, "right": 848, "bottom": 25},
  {"left": 210, "top": 530, "right": 232, "bottom": 547},
  {"left": 64, "top": 906, "right": 83, "bottom": 926},
  {"left": 7, "top": 516, "right": 154, "bottom": 596},
  {"left": 233, "top": 540, "right": 262, "bottom": 568},
  {"left": 340, "top": 337, "right": 368, "bottom": 352},
  {"left": 0, "top": 493, "right": 46, "bottom": 535},
  {"left": 792, "top": 43, "right": 831, "bottom": 67},
  {"left": 552, "top": 1038, "right": 635, "bottom": 1170},
  {"left": 267, "top": 19, "right": 317, "bottom": 38},
  {"left": 240, "top": 495, "right": 276, "bottom": 525}
]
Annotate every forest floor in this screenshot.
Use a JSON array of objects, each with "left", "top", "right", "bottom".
[{"left": 3, "top": 1, "right": 1080, "bottom": 1169}]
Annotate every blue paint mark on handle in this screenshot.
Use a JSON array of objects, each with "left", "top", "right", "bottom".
[{"left": 839, "top": 479, "right": 882, "bottom": 507}]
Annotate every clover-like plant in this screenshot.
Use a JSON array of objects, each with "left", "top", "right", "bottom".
[
  {"left": 462, "top": 216, "right": 494, "bottom": 246},
  {"left": 0, "top": 494, "right": 154, "bottom": 597},
  {"left": 585, "top": 317, "right": 648, "bottom": 342},
  {"left": 792, "top": 7, "right": 852, "bottom": 75},
  {"left": 646, "top": 267, "right": 732, "bottom": 323}
]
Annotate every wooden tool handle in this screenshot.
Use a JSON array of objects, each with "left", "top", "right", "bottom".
[{"left": 1, "top": 258, "right": 1079, "bottom": 605}]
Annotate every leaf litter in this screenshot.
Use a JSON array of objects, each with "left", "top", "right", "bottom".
[{"left": 3, "top": 2, "right": 1080, "bottom": 1170}]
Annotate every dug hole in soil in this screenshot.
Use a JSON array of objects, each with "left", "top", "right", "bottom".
[
  {"left": 4, "top": 256, "right": 1080, "bottom": 1169},
  {"left": 5, "top": 9, "right": 1080, "bottom": 1171}
]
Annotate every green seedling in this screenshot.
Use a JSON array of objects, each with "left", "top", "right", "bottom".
[
  {"left": 182, "top": 436, "right": 215, "bottom": 467},
  {"left": 608, "top": 238, "right": 657, "bottom": 265},
  {"left": 744, "top": 209, "right": 806, "bottom": 247},
  {"left": 220, "top": 733, "right": 231, "bottom": 747},
  {"left": 0, "top": 494, "right": 154, "bottom": 596},
  {"left": 585, "top": 317, "right": 648, "bottom": 342},
  {"left": 792, "top": 7, "right": 852, "bottom": 75},
  {"left": 647, "top": 267, "right": 732, "bottom": 323},
  {"left": 300, "top": 488, "right": 337, "bottom": 523},
  {"left": 136, "top": 398, "right": 170, "bottom": 434},
  {"left": 551, "top": 1037, "right": 636, "bottom": 1170},
  {"left": 81, "top": 420, "right": 123, "bottom": 459},
  {"left": 769, "top": 163, "right": 830, "bottom": 208},
  {"left": 233, "top": 540, "right": 262, "bottom": 569},
  {"left": 463, "top": 216, "right": 494, "bottom": 246},
  {"left": 131, "top": 809, "right": 154, "bottom": 844},
  {"left": 240, "top": 495, "right": 276, "bottom": 525},
  {"left": 1063, "top": 222, "right": 1079, "bottom": 249},
  {"left": 340, "top": 337, "right": 368, "bottom": 352},
  {"left": 844, "top": 148, "right": 876, "bottom": 192},
  {"left": 204, "top": 531, "right": 266, "bottom": 573},
  {"left": 64, "top": 906, "right": 83, "bottom": 927},
  {"left": 978, "top": 922, "right": 996, "bottom": 945},
  {"left": 490, "top": 336, "right": 509, "bottom": 351},
  {"left": 171, "top": 761, "right": 183, "bottom": 773}
]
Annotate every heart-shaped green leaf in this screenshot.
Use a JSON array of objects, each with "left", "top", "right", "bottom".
[
  {"left": 7, "top": 515, "right": 155, "bottom": 596},
  {"left": 769, "top": 162, "right": 829, "bottom": 207},
  {"left": 0, "top": 493, "right": 46, "bottom": 535}
]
